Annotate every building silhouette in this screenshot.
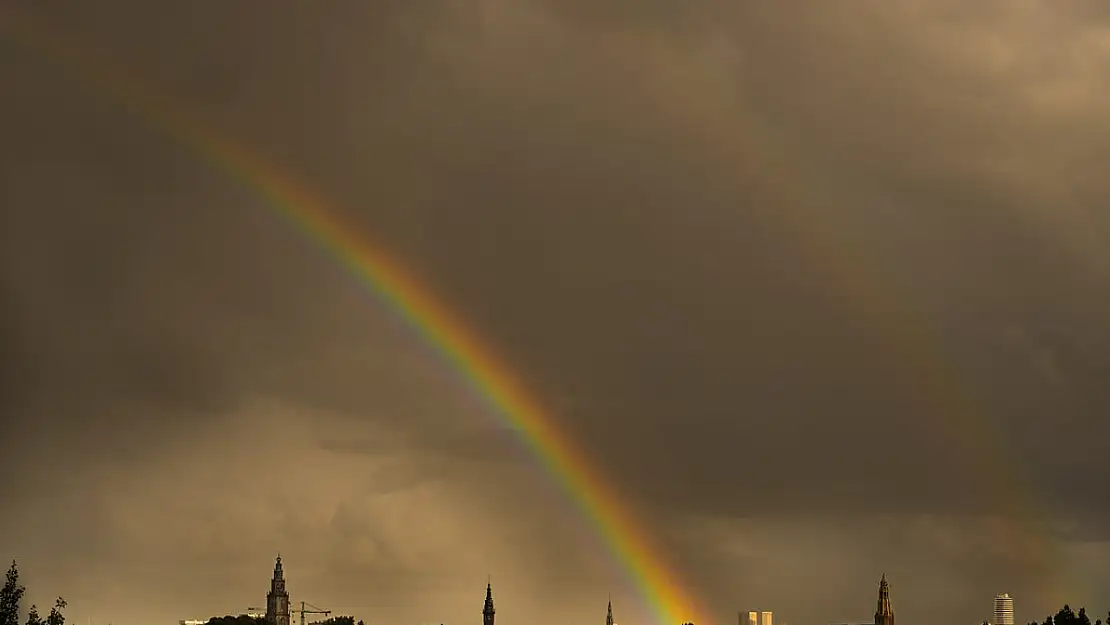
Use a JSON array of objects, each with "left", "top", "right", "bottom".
[
  {"left": 483, "top": 582, "right": 496, "bottom": 625},
  {"left": 607, "top": 599, "right": 614, "bottom": 625},
  {"left": 994, "top": 594, "right": 1014, "bottom": 625},
  {"left": 874, "top": 575, "right": 894, "bottom": 625},
  {"left": 266, "top": 555, "right": 291, "bottom": 625}
]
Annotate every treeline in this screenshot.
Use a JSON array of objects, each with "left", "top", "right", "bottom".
[
  {"left": 0, "top": 562, "right": 68, "bottom": 625},
  {"left": 207, "top": 616, "right": 363, "bottom": 625},
  {"left": 1026, "top": 606, "right": 1110, "bottom": 625},
  {"left": 206, "top": 616, "right": 265, "bottom": 625},
  {"left": 311, "top": 617, "right": 362, "bottom": 625}
]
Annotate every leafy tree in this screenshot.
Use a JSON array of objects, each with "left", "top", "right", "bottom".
[
  {"left": 45, "top": 598, "right": 66, "bottom": 625},
  {"left": 311, "top": 617, "right": 354, "bottom": 625},
  {"left": 0, "top": 562, "right": 26, "bottom": 625},
  {"left": 25, "top": 605, "right": 40, "bottom": 625}
]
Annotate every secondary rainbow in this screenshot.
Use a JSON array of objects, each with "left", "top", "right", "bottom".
[
  {"left": 3, "top": 5, "right": 1080, "bottom": 614},
  {"left": 0, "top": 9, "right": 702, "bottom": 625},
  {"left": 629, "top": 42, "right": 1070, "bottom": 601}
]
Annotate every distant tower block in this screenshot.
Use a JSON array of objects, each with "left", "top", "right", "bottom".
[
  {"left": 266, "top": 555, "right": 291, "bottom": 625},
  {"left": 483, "top": 582, "right": 496, "bottom": 625},
  {"left": 747, "top": 612, "right": 759, "bottom": 625},
  {"left": 994, "top": 594, "right": 1014, "bottom": 625},
  {"left": 761, "top": 611, "right": 773, "bottom": 625},
  {"left": 874, "top": 575, "right": 895, "bottom": 625}
]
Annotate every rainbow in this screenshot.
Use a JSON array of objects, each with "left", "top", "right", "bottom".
[
  {"left": 0, "top": 8, "right": 702, "bottom": 625},
  {"left": 1, "top": 4, "right": 1080, "bottom": 618}
]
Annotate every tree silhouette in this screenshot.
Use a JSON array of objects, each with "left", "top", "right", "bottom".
[
  {"left": 0, "top": 562, "right": 25, "bottom": 625},
  {"left": 44, "top": 598, "right": 67, "bottom": 625},
  {"left": 1057, "top": 606, "right": 1078, "bottom": 625}
]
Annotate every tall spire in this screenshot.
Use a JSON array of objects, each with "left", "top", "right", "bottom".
[
  {"left": 874, "top": 575, "right": 894, "bottom": 625},
  {"left": 606, "top": 597, "right": 614, "bottom": 625},
  {"left": 483, "top": 580, "right": 496, "bottom": 625},
  {"left": 266, "top": 555, "right": 290, "bottom": 625}
]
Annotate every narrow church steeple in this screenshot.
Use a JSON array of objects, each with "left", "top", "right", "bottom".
[
  {"left": 874, "top": 574, "right": 894, "bottom": 625},
  {"left": 606, "top": 597, "right": 614, "bottom": 625},
  {"left": 482, "top": 581, "right": 495, "bottom": 625},
  {"left": 266, "top": 555, "right": 290, "bottom": 625}
]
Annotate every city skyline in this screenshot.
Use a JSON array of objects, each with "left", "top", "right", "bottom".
[
  {"left": 4, "top": 2, "right": 1110, "bottom": 625},
  {"left": 198, "top": 559, "right": 1063, "bottom": 625},
  {"left": 205, "top": 559, "right": 919, "bottom": 625}
]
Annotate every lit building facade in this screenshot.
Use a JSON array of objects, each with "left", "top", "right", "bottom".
[{"left": 994, "top": 594, "right": 1014, "bottom": 625}]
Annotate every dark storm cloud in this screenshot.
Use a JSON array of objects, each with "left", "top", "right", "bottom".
[{"left": 3, "top": 2, "right": 1110, "bottom": 625}]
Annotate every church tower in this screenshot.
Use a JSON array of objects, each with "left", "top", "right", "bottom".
[
  {"left": 874, "top": 574, "right": 894, "bottom": 625},
  {"left": 606, "top": 598, "right": 614, "bottom": 625},
  {"left": 482, "top": 582, "right": 496, "bottom": 625},
  {"left": 266, "top": 555, "right": 291, "bottom": 625}
]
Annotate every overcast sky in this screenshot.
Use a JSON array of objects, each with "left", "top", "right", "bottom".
[{"left": 2, "top": 3, "right": 1110, "bottom": 625}]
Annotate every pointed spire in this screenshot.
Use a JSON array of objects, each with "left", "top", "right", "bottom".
[
  {"left": 875, "top": 573, "right": 894, "bottom": 625},
  {"left": 606, "top": 596, "right": 614, "bottom": 625},
  {"left": 483, "top": 580, "right": 495, "bottom": 615},
  {"left": 482, "top": 579, "right": 496, "bottom": 625}
]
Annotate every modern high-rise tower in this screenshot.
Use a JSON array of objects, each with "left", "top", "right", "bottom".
[
  {"left": 874, "top": 575, "right": 894, "bottom": 625},
  {"left": 483, "top": 582, "right": 496, "bottom": 625},
  {"left": 746, "top": 612, "right": 759, "bottom": 625},
  {"left": 265, "top": 556, "right": 291, "bottom": 625},
  {"left": 761, "top": 612, "right": 773, "bottom": 625},
  {"left": 994, "top": 594, "right": 1015, "bottom": 625}
]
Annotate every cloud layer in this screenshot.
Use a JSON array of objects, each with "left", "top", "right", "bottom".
[{"left": 3, "top": 3, "right": 1110, "bottom": 625}]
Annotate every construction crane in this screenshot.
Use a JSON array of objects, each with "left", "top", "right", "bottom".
[{"left": 292, "top": 601, "right": 331, "bottom": 625}]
